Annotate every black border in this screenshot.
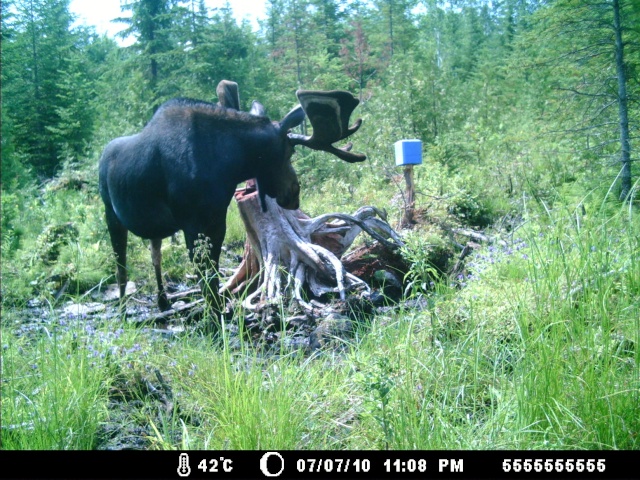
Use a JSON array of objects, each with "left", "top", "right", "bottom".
[{"left": 0, "top": 450, "right": 634, "bottom": 479}]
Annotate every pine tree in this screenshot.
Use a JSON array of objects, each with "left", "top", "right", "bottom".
[
  {"left": 370, "top": 0, "right": 418, "bottom": 59},
  {"left": 117, "top": 0, "right": 177, "bottom": 111},
  {"left": 340, "top": 20, "right": 375, "bottom": 100},
  {"left": 2, "top": 0, "right": 95, "bottom": 177},
  {"left": 535, "top": 0, "right": 638, "bottom": 200}
]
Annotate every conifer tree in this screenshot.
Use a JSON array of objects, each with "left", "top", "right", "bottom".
[
  {"left": 535, "top": 0, "right": 638, "bottom": 200},
  {"left": 117, "top": 0, "right": 177, "bottom": 111},
  {"left": 2, "top": 0, "right": 94, "bottom": 177}
]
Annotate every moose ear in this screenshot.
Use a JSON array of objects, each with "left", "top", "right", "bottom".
[
  {"left": 250, "top": 100, "right": 266, "bottom": 117},
  {"left": 279, "top": 105, "right": 305, "bottom": 132},
  {"left": 216, "top": 80, "right": 240, "bottom": 110}
]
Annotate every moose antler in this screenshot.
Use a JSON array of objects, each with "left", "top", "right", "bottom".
[{"left": 288, "top": 90, "right": 366, "bottom": 163}]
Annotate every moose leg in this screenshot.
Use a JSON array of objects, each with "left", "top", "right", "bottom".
[
  {"left": 150, "top": 238, "right": 171, "bottom": 311},
  {"left": 203, "top": 227, "right": 226, "bottom": 312},
  {"left": 105, "top": 206, "right": 129, "bottom": 304}
]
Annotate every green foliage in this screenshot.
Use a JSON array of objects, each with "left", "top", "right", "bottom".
[
  {"left": 224, "top": 202, "right": 248, "bottom": 246},
  {"left": 3, "top": 187, "right": 638, "bottom": 449},
  {"left": 0, "top": 163, "right": 113, "bottom": 306},
  {"left": 2, "top": 0, "right": 96, "bottom": 177},
  {"left": 343, "top": 189, "right": 638, "bottom": 450},
  {"left": 526, "top": 0, "right": 639, "bottom": 199},
  {"left": 359, "top": 355, "right": 398, "bottom": 448},
  {"left": 1, "top": 191, "right": 27, "bottom": 256},
  {"left": 401, "top": 230, "right": 448, "bottom": 294}
]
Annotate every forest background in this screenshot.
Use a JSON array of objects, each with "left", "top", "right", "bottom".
[{"left": 1, "top": 0, "right": 639, "bottom": 450}]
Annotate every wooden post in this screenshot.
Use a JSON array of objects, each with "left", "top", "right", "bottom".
[
  {"left": 395, "top": 139, "right": 421, "bottom": 228},
  {"left": 402, "top": 164, "right": 415, "bottom": 227}
]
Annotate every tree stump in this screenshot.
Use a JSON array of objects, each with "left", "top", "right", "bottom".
[{"left": 222, "top": 181, "right": 404, "bottom": 311}]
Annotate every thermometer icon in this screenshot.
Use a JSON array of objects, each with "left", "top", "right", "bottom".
[{"left": 177, "top": 453, "right": 191, "bottom": 477}]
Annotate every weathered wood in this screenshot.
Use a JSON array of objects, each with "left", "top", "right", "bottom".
[
  {"left": 450, "top": 241, "right": 480, "bottom": 278},
  {"left": 166, "top": 288, "right": 201, "bottom": 301},
  {"left": 451, "top": 227, "right": 508, "bottom": 247},
  {"left": 402, "top": 165, "right": 416, "bottom": 227},
  {"left": 146, "top": 298, "right": 204, "bottom": 324}
]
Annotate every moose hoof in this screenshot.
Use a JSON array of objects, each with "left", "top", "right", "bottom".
[{"left": 158, "top": 293, "right": 171, "bottom": 312}]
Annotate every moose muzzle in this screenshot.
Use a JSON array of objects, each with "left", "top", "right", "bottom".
[{"left": 277, "top": 180, "right": 300, "bottom": 210}]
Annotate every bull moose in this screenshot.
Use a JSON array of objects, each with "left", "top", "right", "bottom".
[{"left": 99, "top": 81, "right": 365, "bottom": 313}]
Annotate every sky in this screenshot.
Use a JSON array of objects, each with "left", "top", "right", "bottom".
[{"left": 69, "top": 0, "right": 266, "bottom": 40}]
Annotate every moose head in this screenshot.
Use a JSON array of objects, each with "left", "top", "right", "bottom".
[{"left": 217, "top": 83, "right": 366, "bottom": 212}]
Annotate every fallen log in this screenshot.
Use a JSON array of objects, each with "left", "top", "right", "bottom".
[
  {"left": 451, "top": 227, "right": 508, "bottom": 247},
  {"left": 143, "top": 298, "right": 205, "bottom": 324}
]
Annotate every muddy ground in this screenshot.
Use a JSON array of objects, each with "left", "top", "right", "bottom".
[{"left": 7, "top": 256, "right": 416, "bottom": 450}]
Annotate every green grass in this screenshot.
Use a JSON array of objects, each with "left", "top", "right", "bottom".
[
  {"left": 511, "top": 198, "right": 640, "bottom": 449},
  {"left": 153, "top": 334, "right": 353, "bottom": 449},
  {"left": 1, "top": 315, "right": 112, "bottom": 449}
]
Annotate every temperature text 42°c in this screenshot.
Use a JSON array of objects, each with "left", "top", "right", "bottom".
[{"left": 198, "top": 457, "right": 234, "bottom": 473}]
